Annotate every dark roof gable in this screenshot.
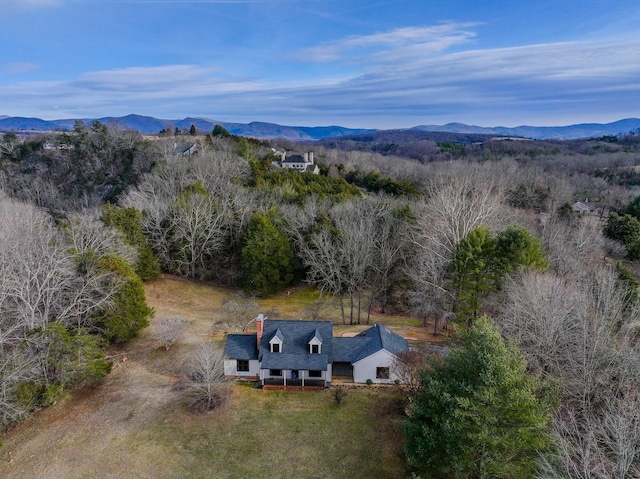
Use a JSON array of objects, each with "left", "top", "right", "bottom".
[
  {"left": 282, "top": 154, "right": 306, "bottom": 164},
  {"left": 258, "top": 319, "right": 333, "bottom": 371},
  {"left": 269, "top": 328, "right": 284, "bottom": 343},
  {"left": 224, "top": 320, "right": 408, "bottom": 368},
  {"left": 259, "top": 319, "right": 333, "bottom": 357},
  {"left": 309, "top": 328, "right": 323, "bottom": 343},
  {"left": 333, "top": 324, "right": 408, "bottom": 363},
  {"left": 224, "top": 334, "right": 258, "bottom": 360}
]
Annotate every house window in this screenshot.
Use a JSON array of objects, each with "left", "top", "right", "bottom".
[
  {"left": 376, "top": 367, "right": 390, "bottom": 380},
  {"left": 272, "top": 343, "right": 280, "bottom": 353},
  {"left": 311, "top": 344, "right": 319, "bottom": 354},
  {"left": 269, "top": 369, "right": 282, "bottom": 376},
  {"left": 309, "top": 370, "right": 322, "bottom": 378},
  {"left": 237, "top": 360, "right": 249, "bottom": 372}
]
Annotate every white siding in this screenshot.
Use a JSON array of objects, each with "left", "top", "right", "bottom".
[
  {"left": 352, "top": 349, "right": 400, "bottom": 384},
  {"left": 223, "top": 359, "right": 259, "bottom": 377}
]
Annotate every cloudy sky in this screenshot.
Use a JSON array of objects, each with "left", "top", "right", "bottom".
[{"left": 1, "top": 0, "right": 639, "bottom": 128}]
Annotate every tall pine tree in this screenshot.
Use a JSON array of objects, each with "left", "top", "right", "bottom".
[
  {"left": 405, "top": 316, "right": 555, "bottom": 479},
  {"left": 240, "top": 210, "right": 298, "bottom": 296}
]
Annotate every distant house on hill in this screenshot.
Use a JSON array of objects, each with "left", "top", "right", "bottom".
[
  {"left": 173, "top": 142, "right": 198, "bottom": 156},
  {"left": 273, "top": 150, "right": 319, "bottom": 174},
  {"left": 223, "top": 315, "right": 409, "bottom": 388},
  {"left": 572, "top": 200, "right": 609, "bottom": 218}
]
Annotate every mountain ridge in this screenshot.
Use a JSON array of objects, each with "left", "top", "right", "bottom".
[{"left": 1, "top": 114, "right": 638, "bottom": 141}]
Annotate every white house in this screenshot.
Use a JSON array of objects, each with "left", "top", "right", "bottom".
[
  {"left": 277, "top": 151, "right": 320, "bottom": 174},
  {"left": 332, "top": 324, "right": 410, "bottom": 384},
  {"left": 173, "top": 142, "right": 198, "bottom": 156},
  {"left": 223, "top": 316, "right": 409, "bottom": 387}
]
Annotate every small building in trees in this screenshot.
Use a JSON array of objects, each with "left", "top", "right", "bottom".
[
  {"left": 572, "top": 200, "right": 608, "bottom": 217},
  {"left": 223, "top": 316, "right": 409, "bottom": 388},
  {"left": 274, "top": 151, "right": 320, "bottom": 174},
  {"left": 173, "top": 142, "right": 198, "bottom": 156}
]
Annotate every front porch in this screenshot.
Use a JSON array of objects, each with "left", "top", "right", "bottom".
[
  {"left": 263, "top": 378, "right": 326, "bottom": 388},
  {"left": 260, "top": 367, "right": 329, "bottom": 389}
]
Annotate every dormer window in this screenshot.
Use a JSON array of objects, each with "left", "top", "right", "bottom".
[
  {"left": 309, "top": 329, "right": 323, "bottom": 354},
  {"left": 269, "top": 329, "right": 284, "bottom": 353}
]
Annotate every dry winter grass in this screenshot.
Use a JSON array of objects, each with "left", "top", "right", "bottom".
[{"left": 0, "top": 275, "right": 429, "bottom": 479}]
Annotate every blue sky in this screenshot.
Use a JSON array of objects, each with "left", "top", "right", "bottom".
[{"left": 1, "top": 0, "right": 639, "bottom": 128}]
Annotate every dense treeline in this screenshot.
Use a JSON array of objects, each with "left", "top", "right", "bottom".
[
  {"left": 2, "top": 123, "right": 640, "bottom": 475},
  {"left": 0, "top": 198, "right": 153, "bottom": 424},
  {"left": 0, "top": 121, "right": 162, "bottom": 424},
  {"left": 0, "top": 121, "right": 155, "bottom": 212}
]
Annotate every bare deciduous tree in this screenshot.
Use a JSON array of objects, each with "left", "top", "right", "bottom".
[
  {"left": 541, "top": 215, "right": 605, "bottom": 277},
  {"left": 333, "top": 201, "right": 377, "bottom": 324},
  {"left": 168, "top": 186, "right": 230, "bottom": 278},
  {"left": 301, "top": 200, "right": 378, "bottom": 324},
  {"left": 122, "top": 151, "right": 243, "bottom": 279},
  {"left": 121, "top": 163, "right": 185, "bottom": 267},
  {"left": 155, "top": 316, "right": 188, "bottom": 350},
  {"left": 63, "top": 210, "right": 138, "bottom": 267},
  {"left": 180, "top": 341, "right": 230, "bottom": 412},
  {"left": 408, "top": 162, "right": 507, "bottom": 332},
  {"left": 216, "top": 294, "right": 259, "bottom": 333},
  {"left": 368, "top": 198, "right": 411, "bottom": 319},
  {"left": 191, "top": 147, "right": 251, "bottom": 198},
  {"left": 498, "top": 266, "right": 640, "bottom": 478},
  {"left": 0, "top": 198, "right": 116, "bottom": 348},
  {"left": 302, "top": 226, "right": 349, "bottom": 323},
  {"left": 392, "top": 348, "right": 431, "bottom": 406}
]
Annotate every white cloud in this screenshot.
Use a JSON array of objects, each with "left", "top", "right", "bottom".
[
  {"left": 295, "top": 23, "right": 477, "bottom": 63},
  {"left": 0, "top": 62, "right": 40, "bottom": 75},
  {"left": 73, "top": 65, "right": 218, "bottom": 90},
  {"left": 0, "top": 0, "right": 61, "bottom": 11},
  {"left": 83, "top": 0, "right": 302, "bottom": 3}
]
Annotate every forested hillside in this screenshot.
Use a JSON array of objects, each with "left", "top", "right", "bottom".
[{"left": 2, "top": 122, "right": 640, "bottom": 477}]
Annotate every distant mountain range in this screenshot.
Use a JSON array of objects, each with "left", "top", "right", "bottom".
[
  {"left": 1, "top": 113, "right": 639, "bottom": 141},
  {"left": 410, "top": 118, "right": 640, "bottom": 140},
  {"left": 0, "top": 114, "right": 373, "bottom": 141}
]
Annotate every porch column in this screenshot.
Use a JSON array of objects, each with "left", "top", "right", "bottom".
[
  {"left": 302, "top": 370, "right": 305, "bottom": 387},
  {"left": 284, "top": 370, "right": 287, "bottom": 386}
]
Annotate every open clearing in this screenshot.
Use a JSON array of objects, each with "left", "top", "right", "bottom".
[{"left": 0, "top": 276, "right": 443, "bottom": 478}]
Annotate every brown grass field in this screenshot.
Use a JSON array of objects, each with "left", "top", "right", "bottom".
[{"left": 0, "top": 275, "right": 442, "bottom": 479}]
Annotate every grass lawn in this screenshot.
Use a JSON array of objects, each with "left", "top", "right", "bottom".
[
  {"left": 135, "top": 386, "right": 406, "bottom": 479},
  {"left": 145, "top": 275, "right": 436, "bottom": 343}
]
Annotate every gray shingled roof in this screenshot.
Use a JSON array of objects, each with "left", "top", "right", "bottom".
[
  {"left": 224, "top": 321, "right": 408, "bottom": 368},
  {"left": 379, "top": 324, "right": 410, "bottom": 354},
  {"left": 258, "top": 319, "right": 333, "bottom": 370},
  {"left": 282, "top": 154, "right": 306, "bottom": 164},
  {"left": 224, "top": 334, "right": 258, "bottom": 360},
  {"left": 310, "top": 329, "right": 323, "bottom": 343},
  {"left": 271, "top": 328, "right": 284, "bottom": 343},
  {"left": 332, "top": 336, "right": 369, "bottom": 362},
  {"left": 333, "top": 324, "right": 409, "bottom": 363},
  {"left": 261, "top": 352, "right": 329, "bottom": 371},
  {"left": 353, "top": 324, "right": 409, "bottom": 362}
]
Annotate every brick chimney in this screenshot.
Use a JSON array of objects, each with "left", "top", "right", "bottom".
[
  {"left": 309, "top": 152, "right": 314, "bottom": 164},
  {"left": 256, "top": 313, "right": 264, "bottom": 350}
]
